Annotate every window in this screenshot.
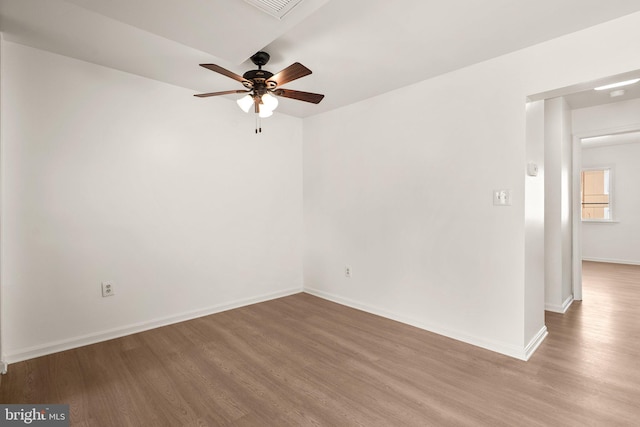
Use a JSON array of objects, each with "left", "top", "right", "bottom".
[{"left": 581, "top": 168, "right": 612, "bottom": 220}]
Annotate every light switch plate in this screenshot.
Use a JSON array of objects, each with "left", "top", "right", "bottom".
[{"left": 493, "top": 189, "right": 512, "bottom": 206}]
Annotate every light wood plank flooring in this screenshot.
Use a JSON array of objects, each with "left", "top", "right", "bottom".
[{"left": 1, "top": 261, "right": 639, "bottom": 426}]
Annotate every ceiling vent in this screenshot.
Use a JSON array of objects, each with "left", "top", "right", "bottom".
[{"left": 244, "top": 0, "right": 305, "bottom": 19}]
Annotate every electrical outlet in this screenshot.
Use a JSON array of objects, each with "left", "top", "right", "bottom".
[
  {"left": 102, "top": 282, "right": 115, "bottom": 297},
  {"left": 345, "top": 265, "right": 352, "bottom": 278}
]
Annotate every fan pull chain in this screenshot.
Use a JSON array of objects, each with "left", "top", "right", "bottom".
[{"left": 255, "top": 116, "right": 262, "bottom": 134}]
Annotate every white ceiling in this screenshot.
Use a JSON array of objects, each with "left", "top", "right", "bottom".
[
  {"left": 3, "top": 0, "right": 640, "bottom": 118},
  {"left": 564, "top": 79, "right": 640, "bottom": 110}
]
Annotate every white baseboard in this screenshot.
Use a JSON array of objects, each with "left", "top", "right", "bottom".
[
  {"left": 5, "top": 287, "right": 302, "bottom": 366},
  {"left": 523, "top": 326, "right": 548, "bottom": 361},
  {"left": 582, "top": 257, "right": 640, "bottom": 266},
  {"left": 545, "top": 295, "right": 574, "bottom": 314},
  {"left": 1, "top": 360, "right": 7, "bottom": 374},
  {"left": 304, "top": 288, "right": 536, "bottom": 361}
]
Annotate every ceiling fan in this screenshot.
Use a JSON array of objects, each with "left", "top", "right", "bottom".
[{"left": 195, "top": 51, "right": 324, "bottom": 133}]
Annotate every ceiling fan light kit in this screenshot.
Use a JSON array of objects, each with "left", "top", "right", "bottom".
[
  {"left": 195, "top": 51, "right": 324, "bottom": 133},
  {"left": 236, "top": 94, "right": 254, "bottom": 112}
]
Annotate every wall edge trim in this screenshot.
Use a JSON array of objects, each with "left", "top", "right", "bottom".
[
  {"left": 4, "top": 287, "right": 303, "bottom": 365},
  {"left": 303, "top": 288, "right": 532, "bottom": 361},
  {"left": 545, "top": 295, "right": 574, "bottom": 314},
  {"left": 582, "top": 257, "right": 640, "bottom": 266},
  {"left": 523, "top": 325, "right": 548, "bottom": 361}
]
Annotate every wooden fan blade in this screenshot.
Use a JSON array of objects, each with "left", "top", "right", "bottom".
[
  {"left": 194, "top": 90, "right": 249, "bottom": 98},
  {"left": 199, "top": 64, "right": 247, "bottom": 84},
  {"left": 267, "top": 63, "right": 312, "bottom": 87},
  {"left": 274, "top": 89, "right": 324, "bottom": 104}
]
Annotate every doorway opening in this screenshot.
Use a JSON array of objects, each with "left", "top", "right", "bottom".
[
  {"left": 573, "top": 127, "right": 640, "bottom": 300},
  {"left": 527, "top": 69, "right": 640, "bottom": 309}
]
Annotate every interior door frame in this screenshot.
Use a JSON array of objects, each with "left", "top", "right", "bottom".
[{"left": 572, "top": 123, "right": 640, "bottom": 301}]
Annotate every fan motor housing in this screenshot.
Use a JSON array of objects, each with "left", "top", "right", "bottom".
[{"left": 243, "top": 69, "right": 274, "bottom": 81}]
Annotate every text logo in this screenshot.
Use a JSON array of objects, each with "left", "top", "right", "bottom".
[{"left": 1, "top": 405, "right": 69, "bottom": 426}]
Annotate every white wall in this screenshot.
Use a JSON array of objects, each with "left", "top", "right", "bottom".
[
  {"left": 544, "top": 97, "right": 573, "bottom": 313},
  {"left": 303, "top": 11, "right": 640, "bottom": 360},
  {"left": 0, "top": 41, "right": 304, "bottom": 363},
  {"left": 524, "top": 100, "right": 546, "bottom": 345},
  {"left": 573, "top": 97, "right": 640, "bottom": 135},
  {"left": 581, "top": 141, "right": 640, "bottom": 264}
]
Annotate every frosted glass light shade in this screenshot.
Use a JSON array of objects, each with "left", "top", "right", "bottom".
[
  {"left": 261, "top": 93, "right": 279, "bottom": 112},
  {"left": 236, "top": 94, "right": 253, "bottom": 113},
  {"left": 259, "top": 108, "right": 273, "bottom": 118}
]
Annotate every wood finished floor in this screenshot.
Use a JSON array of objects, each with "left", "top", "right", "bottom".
[{"left": 1, "top": 261, "right": 639, "bottom": 426}]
